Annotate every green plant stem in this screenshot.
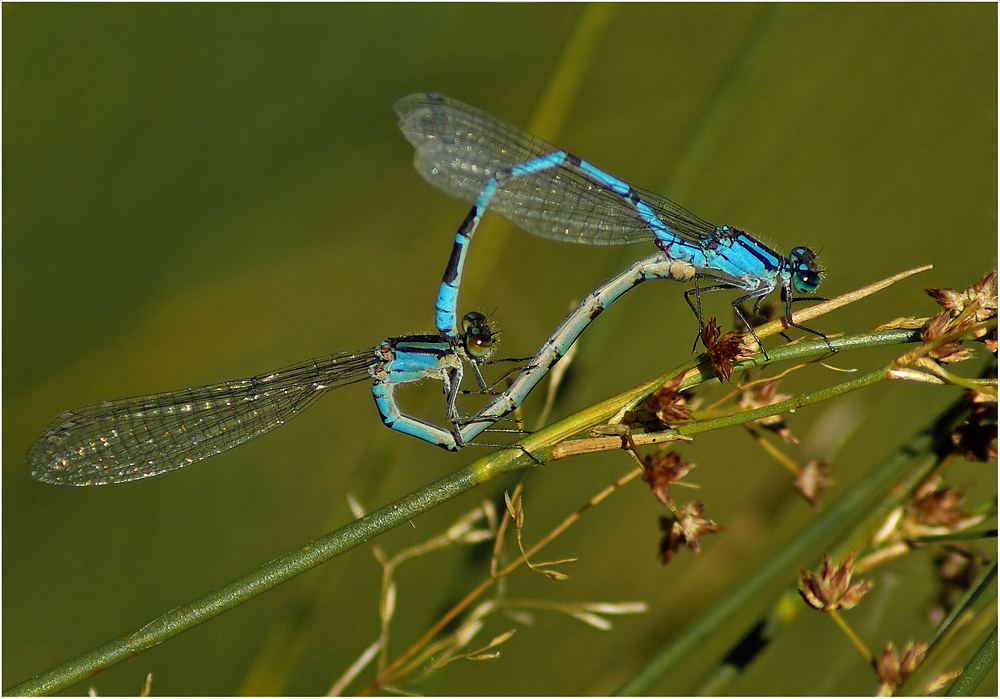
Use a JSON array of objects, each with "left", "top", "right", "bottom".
[
  {"left": 534, "top": 328, "right": 921, "bottom": 459},
  {"left": 676, "top": 366, "right": 886, "bottom": 436},
  {"left": 944, "top": 624, "right": 998, "bottom": 696},
  {"left": 828, "top": 609, "right": 874, "bottom": 664},
  {"left": 917, "top": 530, "right": 998, "bottom": 544}
]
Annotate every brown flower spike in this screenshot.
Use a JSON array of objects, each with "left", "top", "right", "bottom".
[
  {"left": 794, "top": 460, "right": 835, "bottom": 507},
  {"left": 642, "top": 451, "right": 697, "bottom": 509},
  {"left": 925, "top": 270, "right": 997, "bottom": 322},
  {"left": 874, "top": 640, "right": 927, "bottom": 696},
  {"left": 899, "top": 476, "right": 985, "bottom": 538},
  {"left": 701, "top": 317, "right": 750, "bottom": 381},
  {"left": 920, "top": 270, "right": 998, "bottom": 364},
  {"left": 659, "top": 501, "right": 723, "bottom": 565},
  {"left": 626, "top": 375, "right": 693, "bottom": 432},
  {"left": 920, "top": 311, "right": 976, "bottom": 363},
  {"left": 798, "top": 551, "right": 874, "bottom": 611}
]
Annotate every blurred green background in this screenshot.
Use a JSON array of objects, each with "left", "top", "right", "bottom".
[{"left": 4, "top": 4, "right": 996, "bottom": 695}]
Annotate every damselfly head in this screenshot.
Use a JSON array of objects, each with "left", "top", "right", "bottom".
[
  {"left": 788, "top": 246, "right": 823, "bottom": 295},
  {"left": 461, "top": 311, "right": 498, "bottom": 362}
]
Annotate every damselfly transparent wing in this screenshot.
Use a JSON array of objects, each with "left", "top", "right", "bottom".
[
  {"left": 28, "top": 351, "right": 376, "bottom": 486},
  {"left": 395, "top": 92, "right": 718, "bottom": 246}
]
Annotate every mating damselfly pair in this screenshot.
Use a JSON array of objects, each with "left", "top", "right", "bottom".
[{"left": 27, "top": 92, "right": 825, "bottom": 486}]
